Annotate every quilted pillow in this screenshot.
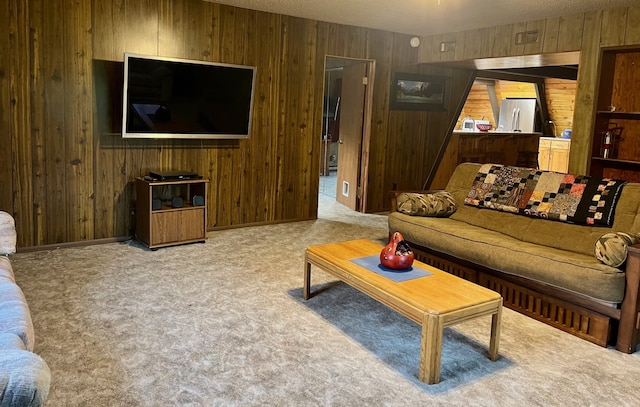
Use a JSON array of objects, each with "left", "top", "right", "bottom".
[
  {"left": 396, "top": 191, "right": 457, "bottom": 217},
  {"left": 594, "top": 232, "right": 640, "bottom": 268}
]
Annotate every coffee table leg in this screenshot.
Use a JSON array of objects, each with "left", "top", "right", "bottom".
[
  {"left": 489, "top": 302, "right": 502, "bottom": 361},
  {"left": 419, "top": 313, "right": 444, "bottom": 384},
  {"left": 303, "top": 254, "right": 312, "bottom": 300}
]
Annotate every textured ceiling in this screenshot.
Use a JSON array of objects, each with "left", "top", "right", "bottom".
[{"left": 204, "top": 0, "right": 639, "bottom": 35}]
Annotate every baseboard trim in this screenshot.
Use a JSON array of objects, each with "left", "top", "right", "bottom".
[
  {"left": 16, "top": 236, "right": 133, "bottom": 253},
  {"left": 209, "top": 217, "right": 316, "bottom": 231},
  {"left": 16, "top": 217, "right": 322, "bottom": 253}
]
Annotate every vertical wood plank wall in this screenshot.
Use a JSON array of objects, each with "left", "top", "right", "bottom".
[
  {"left": 2, "top": 0, "right": 453, "bottom": 247},
  {"left": 419, "top": 6, "right": 640, "bottom": 176},
  {"left": 0, "top": 1, "right": 13, "bottom": 214}
]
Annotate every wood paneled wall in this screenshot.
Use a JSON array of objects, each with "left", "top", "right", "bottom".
[
  {"left": 0, "top": 2, "right": 12, "bottom": 216},
  {"left": 419, "top": 6, "right": 640, "bottom": 175},
  {"left": 1, "top": 0, "right": 457, "bottom": 248}
]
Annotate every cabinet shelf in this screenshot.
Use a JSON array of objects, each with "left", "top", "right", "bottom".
[
  {"left": 591, "top": 157, "right": 640, "bottom": 166},
  {"left": 595, "top": 111, "right": 640, "bottom": 120},
  {"left": 153, "top": 203, "right": 203, "bottom": 212}
]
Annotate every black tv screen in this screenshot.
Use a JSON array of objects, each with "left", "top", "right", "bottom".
[{"left": 122, "top": 53, "right": 256, "bottom": 139}]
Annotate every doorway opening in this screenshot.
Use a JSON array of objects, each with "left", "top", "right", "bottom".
[
  {"left": 319, "top": 56, "right": 375, "bottom": 215},
  {"left": 426, "top": 51, "right": 580, "bottom": 189}
]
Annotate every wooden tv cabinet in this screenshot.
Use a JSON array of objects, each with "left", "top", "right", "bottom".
[{"left": 135, "top": 177, "right": 208, "bottom": 249}]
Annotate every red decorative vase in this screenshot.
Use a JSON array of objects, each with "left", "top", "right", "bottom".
[{"left": 380, "top": 232, "right": 414, "bottom": 270}]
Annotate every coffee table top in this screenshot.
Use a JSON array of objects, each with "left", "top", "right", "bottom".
[{"left": 306, "top": 239, "right": 501, "bottom": 321}]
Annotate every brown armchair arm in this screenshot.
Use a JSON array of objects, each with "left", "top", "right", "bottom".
[{"left": 617, "top": 244, "right": 640, "bottom": 353}]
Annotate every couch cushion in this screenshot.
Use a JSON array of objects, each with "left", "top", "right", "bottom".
[
  {"left": 445, "top": 163, "right": 640, "bottom": 257},
  {"left": 0, "top": 283, "right": 35, "bottom": 351},
  {"left": 388, "top": 211, "right": 626, "bottom": 304},
  {"left": 0, "top": 256, "right": 15, "bottom": 283},
  {"left": 0, "top": 333, "right": 27, "bottom": 351},
  {"left": 0, "top": 211, "right": 16, "bottom": 255},
  {"left": 0, "top": 350, "right": 51, "bottom": 407}
]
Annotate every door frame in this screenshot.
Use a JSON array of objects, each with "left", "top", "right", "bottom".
[{"left": 320, "top": 55, "right": 375, "bottom": 213}]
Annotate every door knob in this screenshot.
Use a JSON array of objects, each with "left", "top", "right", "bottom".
[{"left": 338, "top": 139, "right": 344, "bottom": 144}]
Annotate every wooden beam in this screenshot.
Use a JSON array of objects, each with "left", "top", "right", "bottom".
[
  {"left": 534, "top": 78, "right": 551, "bottom": 132},
  {"left": 485, "top": 81, "right": 500, "bottom": 124},
  {"left": 423, "top": 69, "right": 477, "bottom": 189}
]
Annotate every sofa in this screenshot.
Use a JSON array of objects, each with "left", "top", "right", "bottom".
[
  {"left": 388, "top": 162, "right": 640, "bottom": 353},
  {"left": 0, "top": 211, "right": 50, "bottom": 406}
]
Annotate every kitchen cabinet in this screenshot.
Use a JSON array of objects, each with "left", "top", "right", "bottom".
[
  {"left": 590, "top": 48, "right": 640, "bottom": 182},
  {"left": 539, "top": 137, "right": 570, "bottom": 172}
]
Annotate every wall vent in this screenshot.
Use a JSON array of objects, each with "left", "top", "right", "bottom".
[
  {"left": 515, "top": 30, "right": 539, "bottom": 45},
  {"left": 439, "top": 41, "right": 456, "bottom": 52}
]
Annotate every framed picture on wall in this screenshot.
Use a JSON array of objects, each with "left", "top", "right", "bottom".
[{"left": 389, "top": 72, "right": 448, "bottom": 111}]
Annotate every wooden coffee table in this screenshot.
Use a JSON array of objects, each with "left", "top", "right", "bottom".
[{"left": 303, "top": 239, "right": 502, "bottom": 384}]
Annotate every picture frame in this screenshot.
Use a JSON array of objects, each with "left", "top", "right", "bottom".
[{"left": 389, "top": 72, "right": 448, "bottom": 111}]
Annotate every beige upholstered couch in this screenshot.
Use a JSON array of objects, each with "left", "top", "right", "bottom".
[
  {"left": 388, "top": 162, "right": 640, "bottom": 352},
  {"left": 0, "top": 211, "right": 50, "bottom": 406}
]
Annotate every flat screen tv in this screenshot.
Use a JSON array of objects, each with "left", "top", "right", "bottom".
[{"left": 122, "top": 53, "right": 256, "bottom": 139}]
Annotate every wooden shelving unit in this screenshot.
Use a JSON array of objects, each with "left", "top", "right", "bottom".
[
  {"left": 135, "top": 177, "right": 208, "bottom": 249},
  {"left": 590, "top": 48, "right": 640, "bottom": 181}
]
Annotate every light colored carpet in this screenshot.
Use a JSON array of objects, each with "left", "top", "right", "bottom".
[{"left": 10, "top": 196, "right": 640, "bottom": 406}]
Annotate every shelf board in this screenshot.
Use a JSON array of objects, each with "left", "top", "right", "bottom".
[
  {"left": 152, "top": 203, "right": 205, "bottom": 212},
  {"left": 596, "top": 111, "right": 640, "bottom": 120},
  {"left": 591, "top": 157, "right": 640, "bottom": 166}
]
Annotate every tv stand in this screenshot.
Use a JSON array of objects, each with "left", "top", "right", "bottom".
[{"left": 135, "top": 177, "right": 208, "bottom": 249}]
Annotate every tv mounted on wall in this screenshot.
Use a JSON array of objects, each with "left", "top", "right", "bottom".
[{"left": 122, "top": 53, "right": 256, "bottom": 139}]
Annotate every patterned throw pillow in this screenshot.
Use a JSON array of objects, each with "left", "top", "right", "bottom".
[
  {"left": 594, "top": 232, "right": 640, "bottom": 268},
  {"left": 396, "top": 191, "right": 457, "bottom": 217}
]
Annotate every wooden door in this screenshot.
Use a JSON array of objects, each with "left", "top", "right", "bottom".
[
  {"left": 549, "top": 140, "right": 570, "bottom": 172},
  {"left": 538, "top": 139, "right": 552, "bottom": 170},
  {"left": 335, "top": 62, "right": 368, "bottom": 210}
]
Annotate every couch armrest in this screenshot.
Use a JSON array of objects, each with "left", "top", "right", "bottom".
[
  {"left": 617, "top": 244, "right": 640, "bottom": 353},
  {"left": 0, "top": 350, "right": 51, "bottom": 407},
  {"left": 390, "top": 190, "right": 443, "bottom": 212},
  {"left": 0, "top": 211, "right": 16, "bottom": 255}
]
